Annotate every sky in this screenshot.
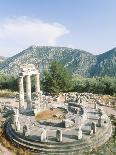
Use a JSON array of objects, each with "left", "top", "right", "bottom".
[{"left": 0, "top": 0, "right": 116, "bottom": 56}]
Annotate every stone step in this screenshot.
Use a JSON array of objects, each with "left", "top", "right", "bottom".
[
  {"left": 6, "top": 124, "right": 93, "bottom": 153},
  {"left": 5, "top": 120, "right": 112, "bottom": 154},
  {"left": 9, "top": 121, "right": 110, "bottom": 148},
  {"left": 7, "top": 122, "right": 88, "bottom": 148},
  {"left": 7, "top": 126, "right": 89, "bottom": 151}
]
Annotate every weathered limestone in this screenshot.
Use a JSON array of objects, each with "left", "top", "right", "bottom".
[
  {"left": 41, "top": 129, "right": 47, "bottom": 142},
  {"left": 33, "top": 108, "right": 39, "bottom": 116},
  {"left": 13, "top": 115, "right": 19, "bottom": 124},
  {"left": 97, "top": 117, "right": 102, "bottom": 127},
  {"left": 23, "top": 125, "right": 28, "bottom": 136},
  {"left": 26, "top": 75, "right": 32, "bottom": 110},
  {"left": 56, "top": 129, "right": 62, "bottom": 142},
  {"left": 26, "top": 126, "right": 30, "bottom": 136},
  {"left": 16, "top": 109, "right": 19, "bottom": 115},
  {"left": 64, "top": 94, "right": 67, "bottom": 102},
  {"left": 94, "top": 103, "right": 98, "bottom": 109},
  {"left": 13, "top": 109, "right": 19, "bottom": 124},
  {"left": 98, "top": 107, "right": 104, "bottom": 116},
  {"left": 89, "top": 129, "right": 94, "bottom": 135},
  {"left": 98, "top": 113, "right": 108, "bottom": 127},
  {"left": 35, "top": 73, "right": 40, "bottom": 93},
  {"left": 64, "top": 119, "right": 74, "bottom": 128},
  {"left": 19, "top": 76, "right": 24, "bottom": 111},
  {"left": 82, "top": 111, "right": 87, "bottom": 120},
  {"left": 78, "top": 97, "right": 82, "bottom": 105},
  {"left": 77, "top": 127, "right": 82, "bottom": 139},
  {"left": 15, "top": 121, "right": 21, "bottom": 131},
  {"left": 91, "top": 122, "right": 96, "bottom": 134}
]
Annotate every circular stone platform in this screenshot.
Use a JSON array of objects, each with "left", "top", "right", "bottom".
[{"left": 4, "top": 102, "right": 112, "bottom": 154}]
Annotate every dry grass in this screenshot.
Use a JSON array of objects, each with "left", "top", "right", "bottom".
[
  {"left": 100, "top": 95, "right": 110, "bottom": 103},
  {"left": 36, "top": 108, "right": 66, "bottom": 121},
  {"left": 100, "top": 95, "right": 116, "bottom": 107},
  {"left": 0, "top": 89, "right": 17, "bottom": 97}
]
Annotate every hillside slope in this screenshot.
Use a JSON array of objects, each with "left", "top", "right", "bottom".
[
  {"left": 0, "top": 46, "right": 115, "bottom": 77},
  {"left": 90, "top": 47, "right": 116, "bottom": 76},
  {"left": 0, "top": 46, "right": 96, "bottom": 77}
]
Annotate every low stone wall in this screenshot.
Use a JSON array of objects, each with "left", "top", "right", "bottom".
[{"left": 4, "top": 118, "right": 112, "bottom": 154}]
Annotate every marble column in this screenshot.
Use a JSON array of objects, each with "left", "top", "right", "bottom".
[
  {"left": 13, "top": 113, "right": 19, "bottom": 124},
  {"left": 23, "top": 125, "right": 27, "bottom": 136},
  {"left": 35, "top": 73, "right": 40, "bottom": 93},
  {"left": 26, "top": 75, "right": 32, "bottom": 110},
  {"left": 56, "top": 129, "right": 62, "bottom": 142},
  {"left": 16, "top": 121, "right": 20, "bottom": 131},
  {"left": 91, "top": 122, "right": 96, "bottom": 134},
  {"left": 19, "top": 76, "right": 24, "bottom": 112},
  {"left": 94, "top": 103, "right": 98, "bottom": 109},
  {"left": 77, "top": 127, "right": 82, "bottom": 139},
  {"left": 41, "top": 129, "right": 47, "bottom": 142},
  {"left": 98, "top": 117, "right": 102, "bottom": 127}
]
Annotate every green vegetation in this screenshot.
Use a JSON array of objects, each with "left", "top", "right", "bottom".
[
  {"left": 0, "top": 74, "right": 18, "bottom": 91},
  {"left": 0, "top": 62, "right": 116, "bottom": 96},
  {"left": 41, "top": 61, "right": 116, "bottom": 95},
  {"left": 41, "top": 61, "right": 72, "bottom": 95},
  {"left": 73, "top": 76, "right": 116, "bottom": 95}
]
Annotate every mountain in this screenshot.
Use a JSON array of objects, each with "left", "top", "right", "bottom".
[
  {"left": 0, "top": 46, "right": 116, "bottom": 77},
  {"left": 89, "top": 47, "right": 116, "bottom": 76},
  {"left": 0, "top": 56, "right": 6, "bottom": 63}
]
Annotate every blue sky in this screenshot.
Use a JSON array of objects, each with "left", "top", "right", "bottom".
[{"left": 0, "top": 0, "right": 116, "bottom": 56}]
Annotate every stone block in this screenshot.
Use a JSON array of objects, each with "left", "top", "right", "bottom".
[
  {"left": 56, "top": 129, "right": 62, "bottom": 142},
  {"left": 64, "top": 119, "right": 74, "bottom": 128}
]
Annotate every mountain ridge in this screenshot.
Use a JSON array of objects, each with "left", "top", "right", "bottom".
[{"left": 0, "top": 46, "right": 115, "bottom": 77}]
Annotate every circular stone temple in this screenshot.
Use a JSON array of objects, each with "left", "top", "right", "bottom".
[{"left": 4, "top": 64, "right": 112, "bottom": 154}]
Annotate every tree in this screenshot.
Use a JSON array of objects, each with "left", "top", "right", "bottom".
[
  {"left": 0, "top": 74, "right": 18, "bottom": 90},
  {"left": 41, "top": 61, "right": 72, "bottom": 95},
  {"left": 72, "top": 76, "right": 116, "bottom": 95}
]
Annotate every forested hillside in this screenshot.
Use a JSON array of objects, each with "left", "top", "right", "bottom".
[{"left": 0, "top": 46, "right": 115, "bottom": 77}]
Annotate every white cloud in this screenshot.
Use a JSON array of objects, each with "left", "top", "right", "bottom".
[{"left": 0, "top": 17, "right": 69, "bottom": 56}]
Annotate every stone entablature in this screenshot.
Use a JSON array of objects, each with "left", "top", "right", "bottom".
[{"left": 19, "top": 64, "right": 38, "bottom": 76}]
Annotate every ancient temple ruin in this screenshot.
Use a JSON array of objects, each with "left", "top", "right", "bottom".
[
  {"left": 4, "top": 64, "right": 112, "bottom": 154},
  {"left": 19, "top": 64, "right": 40, "bottom": 112}
]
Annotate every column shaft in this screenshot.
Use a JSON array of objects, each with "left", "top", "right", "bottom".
[
  {"left": 35, "top": 73, "right": 40, "bottom": 93},
  {"left": 19, "top": 76, "right": 24, "bottom": 111},
  {"left": 26, "top": 75, "right": 32, "bottom": 110}
]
